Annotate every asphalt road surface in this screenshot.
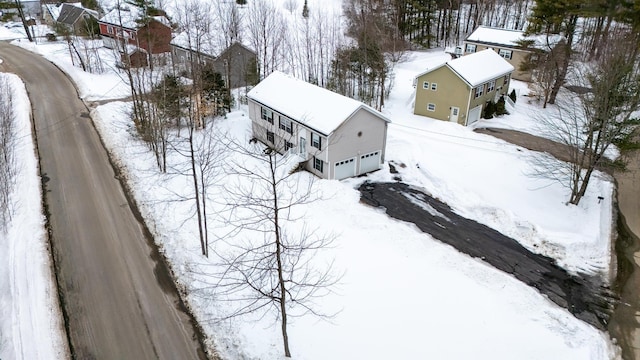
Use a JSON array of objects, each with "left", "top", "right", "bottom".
[
  {"left": 0, "top": 42, "right": 207, "bottom": 359},
  {"left": 359, "top": 181, "right": 612, "bottom": 329}
]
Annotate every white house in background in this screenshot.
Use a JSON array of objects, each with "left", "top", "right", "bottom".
[
  {"left": 247, "top": 71, "right": 391, "bottom": 180},
  {"left": 463, "top": 26, "right": 564, "bottom": 81}
]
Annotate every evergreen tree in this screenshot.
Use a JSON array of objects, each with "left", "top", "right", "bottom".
[
  {"left": 495, "top": 96, "right": 508, "bottom": 116},
  {"left": 483, "top": 101, "right": 495, "bottom": 119},
  {"left": 0, "top": 1, "right": 18, "bottom": 22},
  {"left": 153, "top": 74, "right": 184, "bottom": 121},
  {"left": 236, "top": 0, "right": 247, "bottom": 5},
  {"left": 302, "top": 0, "right": 309, "bottom": 18},
  {"left": 201, "top": 68, "right": 231, "bottom": 116}
]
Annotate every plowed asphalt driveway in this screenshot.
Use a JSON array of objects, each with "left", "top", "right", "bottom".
[{"left": 359, "top": 181, "right": 612, "bottom": 329}]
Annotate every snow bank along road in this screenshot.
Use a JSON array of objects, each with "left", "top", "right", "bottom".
[
  {"left": 359, "top": 181, "right": 613, "bottom": 329},
  {"left": 0, "top": 41, "right": 207, "bottom": 359}
]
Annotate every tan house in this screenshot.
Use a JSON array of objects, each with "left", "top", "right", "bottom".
[
  {"left": 413, "top": 49, "right": 514, "bottom": 126},
  {"left": 247, "top": 71, "right": 390, "bottom": 180},
  {"left": 463, "top": 26, "right": 563, "bottom": 81}
]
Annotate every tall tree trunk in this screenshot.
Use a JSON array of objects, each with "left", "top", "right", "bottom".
[
  {"left": 548, "top": 15, "right": 577, "bottom": 105},
  {"left": 269, "top": 153, "right": 291, "bottom": 357}
]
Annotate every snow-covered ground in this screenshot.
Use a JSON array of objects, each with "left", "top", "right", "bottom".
[
  {"left": 1, "top": 7, "right": 619, "bottom": 359},
  {"left": 0, "top": 72, "right": 68, "bottom": 359}
]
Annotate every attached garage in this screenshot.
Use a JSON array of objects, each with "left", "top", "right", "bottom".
[
  {"left": 359, "top": 151, "right": 381, "bottom": 174},
  {"left": 467, "top": 105, "right": 482, "bottom": 125},
  {"left": 334, "top": 158, "right": 356, "bottom": 180}
]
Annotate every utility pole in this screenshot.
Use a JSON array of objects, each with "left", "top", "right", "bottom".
[{"left": 13, "top": 0, "right": 33, "bottom": 42}]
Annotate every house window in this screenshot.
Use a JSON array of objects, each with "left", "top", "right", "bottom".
[
  {"left": 423, "top": 81, "right": 429, "bottom": 89},
  {"left": 487, "top": 80, "right": 495, "bottom": 92},
  {"left": 313, "top": 157, "right": 324, "bottom": 173},
  {"left": 499, "top": 49, "right": 513, "bottom": 59},
  {"left": 504, "top": 74, "right": 511, "bottom": 84},
  {"left": 261, "top": 108, "right": 274, "bottom": 124},
  {"left": 465, "top": 44, "right": 476, "bottom": 53},
  {"left": 130, "top": 32, "right": 136, "bottom": 40},
  {"left": 285, "top": 141, "right": 294, "bottom": 151},
  {"left": 474, "top": 85, "right": 484, "bottom": 98},
  {"left": 279, "top": 117, "right": 293, "bottom": 134},
  {"left": 427, "top": 103, "right": 436, "bottom": 111},
  {"left": 266, "top": 130, "right": 275, "bottom": 143},
  {"left": 311, "top": 133, "right": 322, "bottom": 151},
  {"left": 107, "top": 25, "right": 114, "bottom": 34},
  {"left": 431, "top": 83, "right": 437, "bottom": 91}
]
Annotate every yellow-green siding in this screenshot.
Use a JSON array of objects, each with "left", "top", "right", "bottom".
[
  {"left": 414, "top": 66, "right": 470, "bottom": 125},
  {"left": 414, "top": 65, "right": 512, "bottom": 126}
]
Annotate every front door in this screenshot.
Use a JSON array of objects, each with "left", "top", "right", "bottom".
[
  {"left": 299, "top": 137, "right": 306, "bottom": 155},
  {"left": 450, "top": 106, "right": 460, "bottom": 123}
]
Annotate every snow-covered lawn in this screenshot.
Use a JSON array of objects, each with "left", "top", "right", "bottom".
[
  {"left": 0, "top": 72, "right": 68, "bottom": 360},
  {"left": 3, "top": 24, "right": 619, "bottom": 360},
  {"left": 91, "top": 101, "right": 617, "bottom": 360}
]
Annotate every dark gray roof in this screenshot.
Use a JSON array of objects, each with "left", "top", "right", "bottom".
[{"left": 57, "top": 4, "right": 96, "bottom": 26}]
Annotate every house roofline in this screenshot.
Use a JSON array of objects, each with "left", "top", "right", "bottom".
[
  {"left": 247, "top": 96, "right": 331, "bottom": 136},
  {"left": 463, "top": 39, "right": 532, "bottom": 52},
  {"left": 248, "top": 96, "right": 389, "bottom": 137},
  {"left": 169, "top": 42, "right": 217, "bottom": 60},
  {"left": 98, "top": 20, "right": 136, "bottom": 31},
  {"left": 416, "top": 61, "right": 512, "bottom": 88}
]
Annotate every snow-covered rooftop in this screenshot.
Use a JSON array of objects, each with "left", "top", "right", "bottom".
[
  {"left": 448, "top": 49, "right": 514, "bottom": 86},
  {"left": 170, "top": 31, "right": 219, "bottom": 58},
  {"left": 99, "top": 6, "right": 170, "bottom": 30},
  {"left": 466, "top": 26, "right": 565, "bottom": 50},
  {"left": 247, "top": 71, "right": 390, "bottom": 135},
  {"left": 466, "top": 26, "right": 523, "bottom": 47}
]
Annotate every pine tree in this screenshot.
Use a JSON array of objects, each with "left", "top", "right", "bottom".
[
  {"left": 495, "top": 96, "right": 508, "bottom": 116},
  {"left": 302, "top": 0, "right": 309, "bottom": 18},
  {"left": 483, "top": 101, "right": 496, "bottom": 119},
  {"left": 201, "top": 68, "right": 231, "bottom": 116}
]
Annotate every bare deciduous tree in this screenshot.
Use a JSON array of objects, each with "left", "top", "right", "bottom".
[
  {"left": 246, "top": 0, "right": 288, "bottom": 77},
  {"left": 214, "top": 0, "right": 243, "bottom": 50},
  {"left": 210, "top": 136, "right": 338, "bottom": 357},
  {"left": 531, "top": 32, "right": 640, "bottom": 205}
]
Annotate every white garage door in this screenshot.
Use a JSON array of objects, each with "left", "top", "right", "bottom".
[
  {"left": 467, "top": 105, "right": 482, "bottom": 125},
  {"left": 334, "top": 158, "right": 356, "bottom": 180},
  {"left": 359, "top": 151, "right": 381, "bottom": 174}
]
